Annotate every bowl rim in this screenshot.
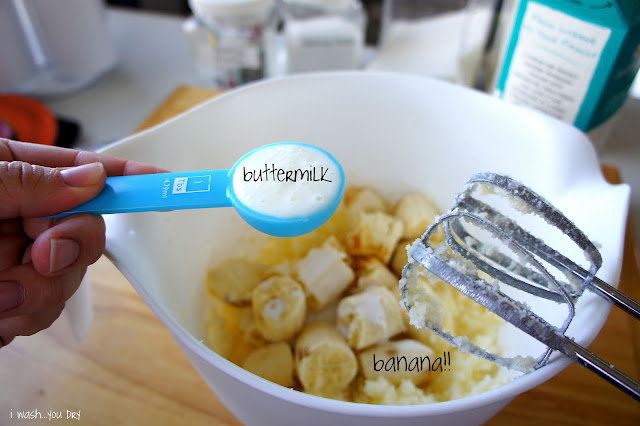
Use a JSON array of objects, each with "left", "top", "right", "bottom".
[{"left": 102, "top": 70, "right": 628, "bottom": 415}]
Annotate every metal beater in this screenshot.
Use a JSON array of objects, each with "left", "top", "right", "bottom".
[{"left": 400, "top": 172, "right": 640, "bottom": 400}]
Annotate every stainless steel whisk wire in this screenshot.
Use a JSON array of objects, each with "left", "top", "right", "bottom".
[{"left": 400, "top": 172, "right": 640, "bottom": 400}]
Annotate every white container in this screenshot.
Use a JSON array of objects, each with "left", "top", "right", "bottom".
[
  {"left": 0, "top": 0, "right": 117, "bottom": 96},
  {"left": 369, "top": 0, "right": 472, "bottom": 83},
  {"left": 185, "top": 0, "right": 276, "bottom": 88},
  {"left": 97, "top": 72, "right": 629, "bottom": 426},
  {"left": 282, "top": 0, "right": 367, "bottom": 73}
]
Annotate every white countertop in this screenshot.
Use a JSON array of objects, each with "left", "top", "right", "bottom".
[
  {"left": 42, "top": 8, "right": 201, "bottom": 148},
  {"left": 42, "top": 7, "right": 640, "bottom": 246}
]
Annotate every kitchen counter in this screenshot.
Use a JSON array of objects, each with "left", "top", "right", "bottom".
[{"left": 2, "top": 7, "right": 639, "bottom": 425}]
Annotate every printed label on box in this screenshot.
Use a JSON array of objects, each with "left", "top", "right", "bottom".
[
  {"left": 501, "top": 2, "right": 611, "bottom": 124},
  {"left": 172, "top": 176, "right": 211, "bottom": 194}
]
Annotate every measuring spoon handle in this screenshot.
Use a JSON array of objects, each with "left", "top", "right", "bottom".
[{"left": 49, "top": 170, "right": 231, "bottom": 218}]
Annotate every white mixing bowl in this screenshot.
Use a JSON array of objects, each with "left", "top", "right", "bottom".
[{"left": 99, "top": 72, "right": 629, "bottom": 425}]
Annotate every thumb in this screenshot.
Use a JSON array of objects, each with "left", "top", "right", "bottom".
[{"left": 0, "top": 161, "right": 106, "bottom": 219}]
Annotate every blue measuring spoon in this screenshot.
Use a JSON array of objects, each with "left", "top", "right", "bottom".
[{"left": 50, "top": 142, "right": 345, "bottom": 237}]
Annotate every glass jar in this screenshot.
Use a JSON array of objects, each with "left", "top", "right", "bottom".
[
  {"left": 184, "top": 0, "right": 277, "bottom": 88},
  {"left": 281, "top": 0, "right": 367, "bottom": 74},
  {"left": 371, "top": 0, "right": 470, "bottom": 83}
]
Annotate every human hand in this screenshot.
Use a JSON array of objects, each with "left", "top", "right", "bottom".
[{"left": 0, "top": 138, "right": 164, "bottom": 347}]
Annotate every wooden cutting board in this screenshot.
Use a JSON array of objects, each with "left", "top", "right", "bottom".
[{"left": 1, "top": 87, "right": 638, "bottom": 425}]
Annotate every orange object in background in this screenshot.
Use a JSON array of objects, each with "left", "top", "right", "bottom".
[{"left": 0, "top": 94, "right": 58, "bottom": 145}]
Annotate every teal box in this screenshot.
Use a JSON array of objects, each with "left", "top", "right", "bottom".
[{"left": 495, "top": 0, "right": 640, "bottom": 132}]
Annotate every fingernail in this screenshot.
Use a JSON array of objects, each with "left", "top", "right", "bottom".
[
  {"left": 49, "top": 238, "right": 80, "bottom": 273},
  {"left": 60, "top": 162, "right": 104, "bottom": 187},
  {"left": 0, "top": 281, "right": 24, "bottom": 313}
]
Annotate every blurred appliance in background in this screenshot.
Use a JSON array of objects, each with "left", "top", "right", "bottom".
[{"left": 0, "top": 0, "right": 118, "bottom": 96}]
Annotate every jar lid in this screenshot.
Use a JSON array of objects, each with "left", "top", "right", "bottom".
[
  {"left": 0, "top": 94, "right": 58, "bottom": 145},
  {"left": 188, "top": 0, "right": 273, "bottom": 21},
  {"left": 284, "top": 0, "right": 354, "bottom": 10}
]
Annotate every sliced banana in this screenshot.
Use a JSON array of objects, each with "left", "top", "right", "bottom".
[
  {"left": 242, "top": 342, "right": 296, "bottom": 388},
  {"left": 252, "top": 276, "right": 306, "bottom": 342},
  {"left": 295, "top": 322, "right": 358, "bottom": 394},
  {"left": 206, "top": 258, "right": 273, "bottom": 305},
  {"left": 337, "top": 286, "right": 407, "bottom": 350},
  {"left": 346, "top": 212, "right": 404, "bottom": 263},
  {"left": 343, "top": 187, "right": 387, "bottom": 226},
  {"left": 295, "top": 246, "right": 354, "bottom": 311},
  {"left": 392, "top": 193, "right": 439, "bottom": 239},
  {"left": 353, "top": 257, "right": 399, "bottom": 293}
]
